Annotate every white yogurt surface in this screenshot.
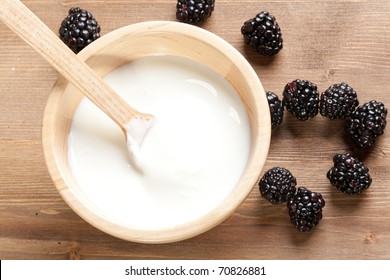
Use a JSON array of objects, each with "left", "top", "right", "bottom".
[{"left": 68, "top": 56, "right": 251, "bottom": 229}]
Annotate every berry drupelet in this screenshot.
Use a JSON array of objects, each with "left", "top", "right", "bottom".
[
  {"left": 287, "top": 187, "right": 325, "bottom": 232},
  {"left": 241, "top": 11, "right": 283, "bottom": 56},
  {"left": 327, "top": 153, "right": 372, "bottom": 194},
  {"left": 266, "top": 91, "right": 284, "bottom": 128},
  {"left": 59, "top": 7, "right": 101, "bottom": 53},
  {"left": 282, "top": 79, "right": 320, "bottom": 121},
  {"left": 320, "top": 82, "right": 359, "bottom": 119},
  {"left": 259, "top": 167, "right": 297, "bottom": 204},
  {"left": 176, "top": 0, "right": 215, "bottom": 25},
  {"left": 345, "top": 100, "right": 387, "bottom": 148}
]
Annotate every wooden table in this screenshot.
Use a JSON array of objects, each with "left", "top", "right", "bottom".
[{"left": 1, "top": 0, "right": 390, "bottom": 260}]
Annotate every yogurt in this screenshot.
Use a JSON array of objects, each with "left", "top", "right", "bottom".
[{"left": 68, "top": 56, "right": 251, "bottom": 229}]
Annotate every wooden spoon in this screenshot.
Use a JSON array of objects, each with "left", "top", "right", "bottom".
[{"left": 0, "top": 0, "right": 154, "bottom": 167}]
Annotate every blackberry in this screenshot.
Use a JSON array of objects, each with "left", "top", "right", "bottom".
[
  {"left": 287, "top": 187, "right": 325, "bottom": 232},
  {"left": 345, "top": 100, "right": 387, "bottom": 148},
  {"left": 266, "top": 91, "right": 284, "bottom": 128},
  {"left": 282, "top": 79, "right": 319, "bottom": 121},
  {"left": 320, "top": 83, "right": 359, "bottom": 119},
  {"left": 327, "top": 153, "right": 372, "bottom": 194},
  {"left": 241, "top": 11, "right": 283, "bottom": 56},
  {"left": 176, "top": 0, "right": 215, "bottom": 25},
  {"left": 259, "top": 167, "right": 297, "bottom": 204},
  {"left": 59, "top": 7, "right": 101, "bottom": 53}
]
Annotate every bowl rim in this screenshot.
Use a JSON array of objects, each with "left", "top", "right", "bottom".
[{"left": 42, "top": 20, "right": 270, "bottom": 243}]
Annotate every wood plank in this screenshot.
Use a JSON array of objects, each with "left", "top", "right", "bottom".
[{"left": 1, "top": 0, "right": 390, "bottom": 259}]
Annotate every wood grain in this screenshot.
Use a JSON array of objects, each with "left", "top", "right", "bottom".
[{"left": 1, "top": 0, "right": 390, "bottom": 259}]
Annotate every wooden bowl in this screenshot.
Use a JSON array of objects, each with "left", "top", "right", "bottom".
[{"left": 42, "top": 21, "right": 271, "bottom": 243}]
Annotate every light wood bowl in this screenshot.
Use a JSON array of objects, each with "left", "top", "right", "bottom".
[{"left": 42, "top": 21, "right": 271, "bottom": 244}]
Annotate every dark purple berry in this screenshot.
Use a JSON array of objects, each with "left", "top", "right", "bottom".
[
  {"left": 241, "top": 11, "right": 283, "bottom": 56},
  {"left": 327, "top": 153, "right": 372, "bottom": 194},
  {"left": 320, "top": 82, "right": 359, "bottom": 119},
  {"left": 176, "top": 0, "right": 215, "bottom": 25},
  {"left": 345, "top": 100, "right": 387, "bottom": 148},
  {"left": 287, "top": 187, "right": 325, "bottom": 232},
  {"left": 266, "top": 91, "right": 284, "bottom": 128},
  {"left": 259, "top": 167, "right": 297, "bottom": 204},
  {"left": 59, "top": 7, "right": 100, "bottom": 53},
  {"left": 283, "top": 79, "right": 319, "bottom": 121}
]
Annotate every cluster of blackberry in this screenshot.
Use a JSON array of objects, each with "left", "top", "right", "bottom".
[
  {"left": 246, "top": 10, "right": 386, "bottom": 232},
  {"left": 265, "top": 80, "right": 387, "bottom": 150},
  {"left": 175, "top": 3, "right": 284, "bottom": 57},
  {"left": 262, "top": 79, "right": 385, "bottom": 231},
  {"left": 260, "top": 152, "right": 372, "bottom": 231},
  {"left": 57, "top": 6, "right": 282, "bottom": 58},
  {"left": 259, "top": 167, "right": 325, "bottom": 232},
  {"left": 176, "top": 7, "right": 284, "bottom": 56},
  {"left": 58, "top": 2, "right": 217, "bottom": 54},
  {"left": 178, "top": 6, "right": 388, "bottom": 149},
  {"left": 57, "top": 5, "right": 387, "bottom": 234}
]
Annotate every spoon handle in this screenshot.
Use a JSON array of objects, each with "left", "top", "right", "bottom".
[{"left": 0, "top": 0, "right": 146, "bottom": 129}]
